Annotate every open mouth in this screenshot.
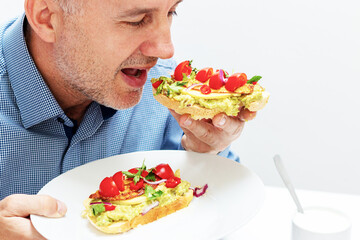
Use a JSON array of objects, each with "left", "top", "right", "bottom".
[
  {"left": 120, "top": 68, "right": 149, "bottom": 88},
  {"left": 121, "top": 68, "right": 144, "bottom": 78}
]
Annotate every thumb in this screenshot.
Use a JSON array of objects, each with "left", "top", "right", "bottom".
[
  {"left": 0, "top": 194, "right": 67, "bottom": 218},
  {"left": 238, "top": 108, "right": 257, "bottom": 121}
]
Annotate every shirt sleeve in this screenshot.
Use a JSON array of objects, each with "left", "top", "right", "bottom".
[
  {"left": 160, "top": 113, "right": 184, "bottom": 151},
  {"left": 161, "top": 113, "right": 240, "bottom": 162}
]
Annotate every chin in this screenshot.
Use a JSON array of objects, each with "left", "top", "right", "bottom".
[{"left": 107, "top": 89, "right": 143, "bottom": 110}]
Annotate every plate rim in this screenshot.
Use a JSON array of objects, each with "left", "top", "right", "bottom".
[{"left": 31, "top": 150, "right": 265, "bottom": 240}]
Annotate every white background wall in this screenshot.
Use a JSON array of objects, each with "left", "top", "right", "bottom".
[{"left": 1, "top": 0, "right": 359, "bottom": 194}]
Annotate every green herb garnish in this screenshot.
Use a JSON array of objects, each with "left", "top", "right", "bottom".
[
  {"left": 144, "top": 185, "right": 163, "bottom": 200},
  {"left": 145, "top": 171, "right": 156, "bottom": 181},
  {"left": 123, "top": 171, "right": 135, "bottom": 178},
  {"left": 247, "top": 75, "right": 262, "bottom": 84},
  {"left": 91, "top": 203, "right": 105, "bottom": 216},
  {"left": 167, "top": 81, "right": 188, "bottom": 95},
  {"left": 124, "top": 159, "right": 147, "bottom": 184}
]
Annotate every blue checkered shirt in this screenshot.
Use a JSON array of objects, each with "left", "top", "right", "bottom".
[{"left": 0, "top": 14, "right": 238, "bottom": 200}]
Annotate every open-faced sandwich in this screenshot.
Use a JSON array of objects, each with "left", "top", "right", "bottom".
[
  {"left": 151, "top": 60, "right": 270, "bottom": 120},
  {"left": 83, "top": 161, "right": 207, "bottom": 234}
]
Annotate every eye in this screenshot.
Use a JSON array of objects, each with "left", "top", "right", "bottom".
[
  {"left": 125, "top": 17, "right": 147, "bottom": 27},
  {"left": 124, "top": 14, "right": 152, "bottom": 28}
]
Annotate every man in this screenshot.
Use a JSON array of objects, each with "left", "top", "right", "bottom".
[{"left": 0, "top": 0, "right": 255, "bottom": 238}]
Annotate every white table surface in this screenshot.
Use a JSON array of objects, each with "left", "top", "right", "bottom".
[{"left": 224, "top": 186, "right": 360, "bottom": 240}]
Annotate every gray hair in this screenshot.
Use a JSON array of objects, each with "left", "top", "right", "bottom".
[{"left": 55, "top": 0, "right": 84, "bottom": 15}]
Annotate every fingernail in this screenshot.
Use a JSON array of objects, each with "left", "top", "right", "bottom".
[
  {"left": 183, "top": 117, "right": 192, "bottom": 126},
  {"left": 217, "top": 115, "right": 226, "bottom": 126},
  {"left": 57, "top": 200, "right": 67, "bottom": 215}
]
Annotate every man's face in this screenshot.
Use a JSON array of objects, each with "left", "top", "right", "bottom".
[{"left": 54, "top": 0, "right": 180, "bottom": 109}]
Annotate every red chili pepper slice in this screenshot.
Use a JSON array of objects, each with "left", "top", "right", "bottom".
[
  {"left": 165, "top": 176, "right": 181, "bottom": 188},
  {"left": 200, "top": 85, "right": 211, "bottom": 94},
  {"left": 104, "top": 204, "right": 116, "bottom": 211}
]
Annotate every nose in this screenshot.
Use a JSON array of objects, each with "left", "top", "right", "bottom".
[{"left": 140, "top": 19, "right": 175, "bottom": 59}]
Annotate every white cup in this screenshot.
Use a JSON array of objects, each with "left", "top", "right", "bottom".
[{"left": 292, "top": 206, "right": 352, "bottom": 240}]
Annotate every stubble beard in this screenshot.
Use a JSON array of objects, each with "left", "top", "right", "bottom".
[{"left": 53, "top": 19, "right": 156, "bottom": 110}]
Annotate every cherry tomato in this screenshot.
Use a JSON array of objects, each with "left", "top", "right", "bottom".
[
  {"left": 209, "top": 70, "right": 226, "bottom": 90},
  {"left": 112, "top": 171, "right": 125, "bottom": 191},
  {"left": 195, "top": 67, "right": 213, "bottom": 83},
  {"left": 130, "top": 179, "right": 144, "bottom": 191},
  {"left": 152, "top": 80, "right": 163, "bottom": 89},
  {"left": 154, "top": 163, "right": 174, "bottom": 179},
  {"left": 128, "top": 168, "right": 138, "bottom": 174},
  {"left": 104, "top": 204, "right": 116, "bottom": 211},
  {"left": 165, "top": 176, "right": 181, "bottom": 188},
  {"left": 225, "top": 73, "right": 247, "bottom": 92},
  {"left": 174, "top": 61, "right": 192, "bottom": 81},
  {"left": 99, "top": 177, "right": 119, "bottom": 197},
  {"left": 200, "top": 85, "right": 211, "bottom": 94},
  {"left": 128, "top": 168, "right": 149, "bottom": 177}
]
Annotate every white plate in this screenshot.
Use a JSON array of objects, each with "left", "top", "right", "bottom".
[{"left": 31, "top": 150, "right": 264, "bottom": 240}]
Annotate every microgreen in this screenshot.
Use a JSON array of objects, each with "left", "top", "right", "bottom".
[
  {"left": 145, "top": 171, "right": 156, "bottom": 181},
  {"left": 247, "top": 75, "right": 262, "bottom": 84},
  {"left": 144, "top": 185, "right": 163, "bottom": 200},
  {"left": 124, "top": 159, "right": 147, "bottom": 184},
  {"left": 167, "top": 81, "right": 188, "bottom": 95}
]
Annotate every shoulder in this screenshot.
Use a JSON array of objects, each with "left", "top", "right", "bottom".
[{"left": 0, "top": 17, "right": 18, "bottom": 74}]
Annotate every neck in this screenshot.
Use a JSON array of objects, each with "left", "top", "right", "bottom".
[{"left": 25, "top": 22, "right": 91, "bottom": 123}]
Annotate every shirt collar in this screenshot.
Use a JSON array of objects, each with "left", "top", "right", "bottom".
[
  {"left": 3, "top": 14, "right": 63, "bottom": 129},
  {"left": 3, "top": 14, "right": 117, "bottom": 128}
]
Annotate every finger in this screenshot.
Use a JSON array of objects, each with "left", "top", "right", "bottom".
[
  {"left": 238, "top": 108, "right": 257, "bottom": 121},
  {"left": 212, "top": 113, "right": 245, "bottom": 137},
  {"left": 180, "top": 129, "right": 216, "bottom": 153},
  {"left": 169, "top": 110, "right": 228, "bottom": 152},
  {"left": 0, "top": 216, "right": 46, "bottom": 240},
  {"left": 0, "top": 194, "right": 67, "bottom": 218},
  {"left": 177, "top": 114, "right": 224, "bottom": 148},
  {"left": 168, "top": 109, "right": 182, "bottom": 121}
]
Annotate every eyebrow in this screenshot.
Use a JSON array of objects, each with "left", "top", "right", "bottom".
[{"left": 116, "top": 0, "right": 183, "bottom": 18}]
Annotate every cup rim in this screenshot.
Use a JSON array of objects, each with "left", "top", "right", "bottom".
[{"left": 292, "top": 206, "right": 352, "bottom": 234}]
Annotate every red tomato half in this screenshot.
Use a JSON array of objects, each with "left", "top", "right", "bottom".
[
  {"left": 130, "top": 179, "right": 144, "bottom": 191},
  {"left": 225, "top": 73, "right": 247, "bottom": 92},
  {"left": 154, "top": 163, "right": 174, "bottom": 179},
  {"left": 112, "top": 171, "right": 125, "bottom": 191},
  {"left": 195, "top": 67, "right": 213, "bottom": 83},
  {"left": 99, "top": 177, "right": 119, "bottom": 197},
  {"left": 174, "top": 61, "right": 192, "bottom": 81},
  {"left": 152, "top": 80, "right": 163, "bottom": 89},
  {"left": 209, "top": 70, "right": 226, "bottom": 90},
  {"left": 128, "top": 168, "right": 148, "bottom": 177},
  {"left": 166, "top": 176, "right": 181, "bottom": 188}
]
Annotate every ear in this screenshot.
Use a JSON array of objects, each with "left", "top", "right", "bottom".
[{"left": 24, "top": 0, "right": 62, "bottom": 43}]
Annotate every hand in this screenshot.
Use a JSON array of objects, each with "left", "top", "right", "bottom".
[
  {"left": 0, "top": 194, "right": 67, "bottom": 240},
  {"left": 170, "top": 108, "right": 257, "bottom": 154}
]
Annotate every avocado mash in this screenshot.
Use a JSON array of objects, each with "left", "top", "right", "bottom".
[
  {"left": 88, "top": 181, "right": 191, "bottom": 227},
  {"left": 151, "top": 75, "right": 265, "bottom": 116}
]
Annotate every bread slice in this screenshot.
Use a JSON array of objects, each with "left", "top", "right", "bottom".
[
  {"left": 84, "top": 189, "right": 194, "bottom": 234},
  {"left": 153, "top": 88, "right": 270, "bottom": 120}
]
